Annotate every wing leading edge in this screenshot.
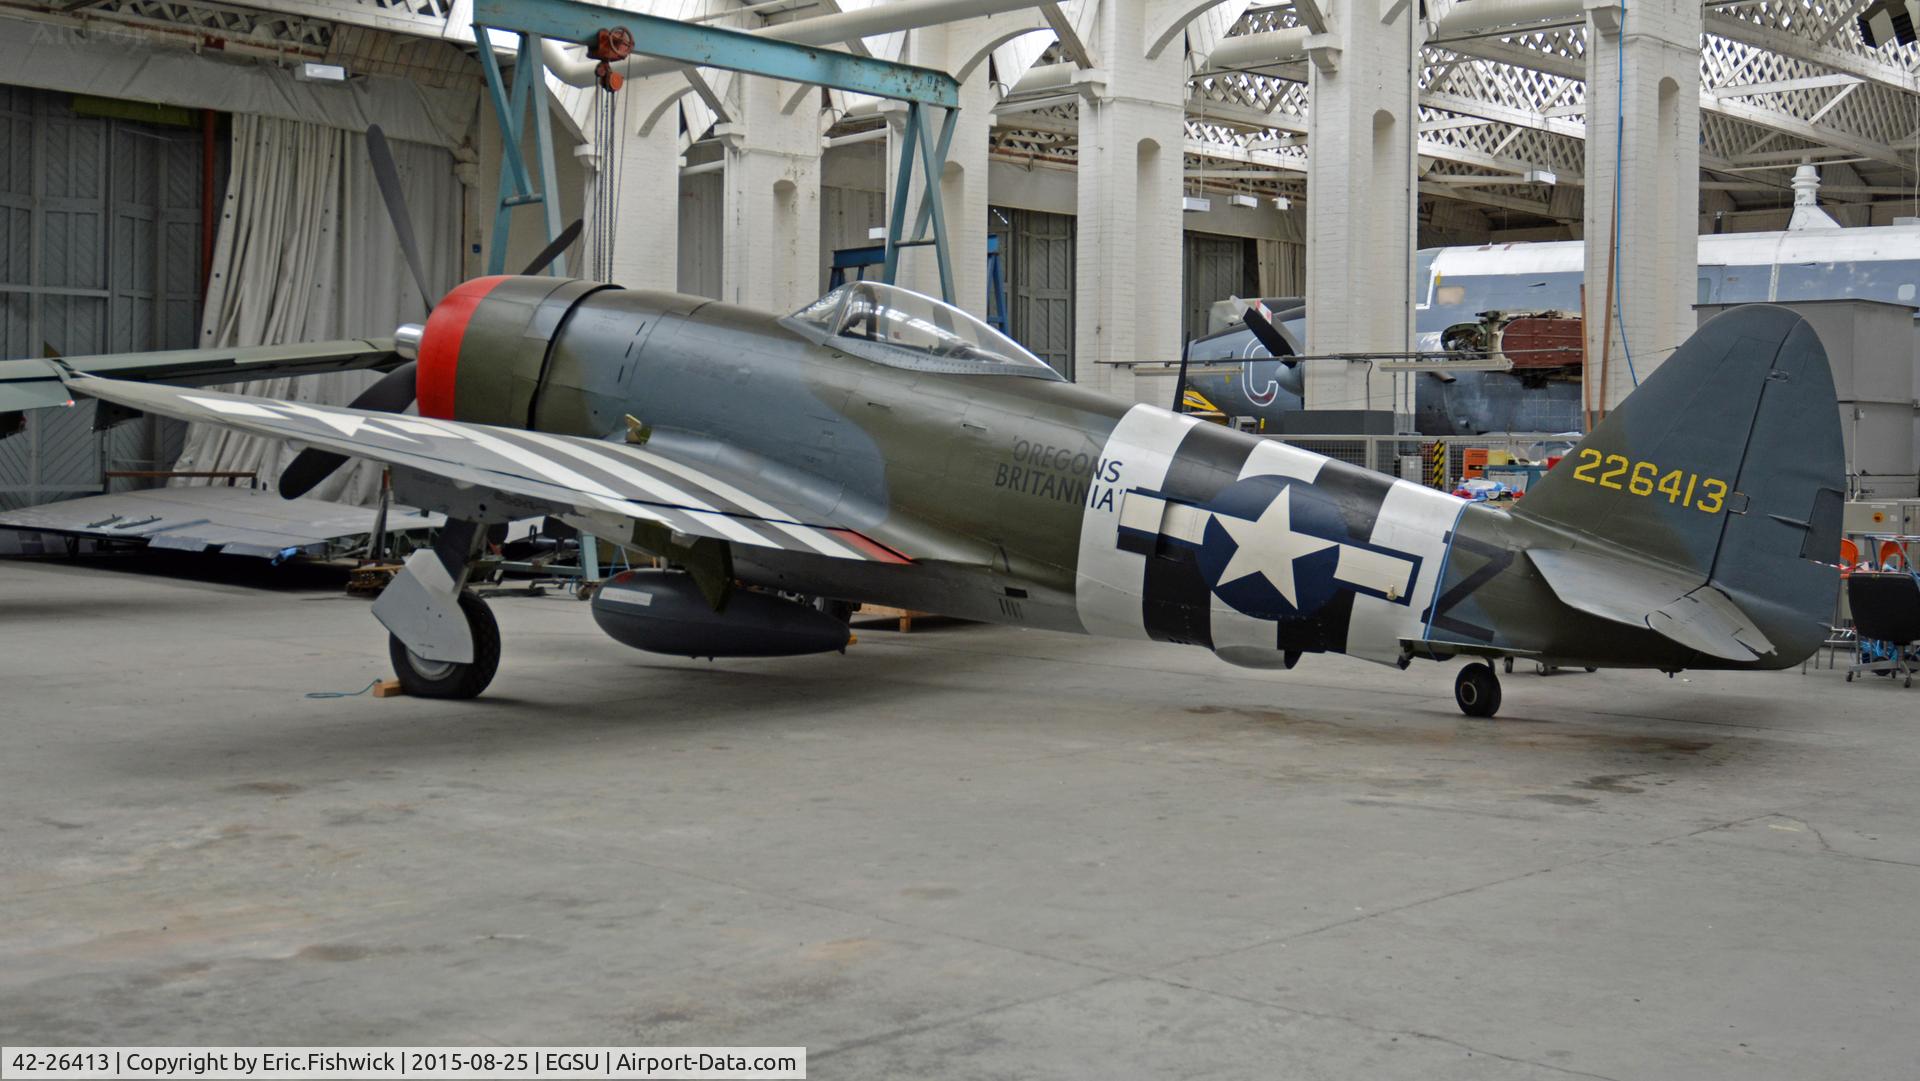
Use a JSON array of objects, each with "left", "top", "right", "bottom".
[{"left": 60, "top": 373, "right": 912, "bottom": 566}]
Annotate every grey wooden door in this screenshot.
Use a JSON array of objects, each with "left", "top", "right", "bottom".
[
  {"left": 1182, "top": 230, "right": 1255, "bottom": 346},
  {"left": 1004, "top": 207, "right": 1075, "bottom": 378},
  {"left": 0, "top": 87, "right": 202, "bottom": 516}
]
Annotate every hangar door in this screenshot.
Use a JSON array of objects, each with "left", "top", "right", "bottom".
[
  {"left": 0, "top": 87, "right": 204, "bottom": 513},
  {"left": 998, "top": 207, "right": 1075, "bottom": 378},
  {"left": 1182, "top": 231, "right": 1258, "bottom": 345}
]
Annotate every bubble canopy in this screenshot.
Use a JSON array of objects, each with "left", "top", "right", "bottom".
[{"left": 785, "top": 282, "right": 1060, "bottom": 379}]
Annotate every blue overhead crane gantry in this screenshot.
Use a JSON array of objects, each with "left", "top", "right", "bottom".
[{"left": 467, "top": 0, "right": 966, "bottom": 302}]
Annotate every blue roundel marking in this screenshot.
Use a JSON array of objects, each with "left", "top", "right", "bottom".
[{"left": 1193, "top": 476, "right": 1347, "bottom": 620}]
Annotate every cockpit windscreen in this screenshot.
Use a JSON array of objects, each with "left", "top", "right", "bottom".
[{"left": 788, "top": 282, "right": 1060, "bottom": 379}]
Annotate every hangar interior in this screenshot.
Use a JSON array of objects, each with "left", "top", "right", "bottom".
[
  {"left": 4, "top": 0, "right": 1918, "bottom": 519},
  {"left": 3, "top": 0, "right": 1920, "bottom": 1076}
]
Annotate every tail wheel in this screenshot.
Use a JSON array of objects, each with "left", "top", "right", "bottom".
[
  {"left": 1455, "top": 662, "right": 1502, "bottom": 718},
  {"left": 388, "top": 589, "right": 500, "bottom": 699}
]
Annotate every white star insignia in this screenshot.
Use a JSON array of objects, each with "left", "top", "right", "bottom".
[{"left": 1213, "top": 486, "right": 1336, "bottom": 608}]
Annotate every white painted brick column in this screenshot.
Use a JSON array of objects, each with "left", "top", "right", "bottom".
[
  {"left": 883, "top": 25, "right": 994, "bottom": 317},
  {"left": 1073, "top": 0, "right": 1186, "bottom": 401},
  {"left": 1303, "top": 0, "right": 1418, "bottom": 420},
  {"left": 720, "top": 76, "right": 824, "bottom": 313},
  {"left": 605, "top": 83, "right": 686, "bottom": 291},
  {"left": 1583, "top": 0, "right": 1701, "bottom": 414}
]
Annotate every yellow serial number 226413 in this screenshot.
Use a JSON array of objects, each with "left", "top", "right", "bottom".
[{"left": 1567, "top": 448, "right": 1729, "bottom": 514}]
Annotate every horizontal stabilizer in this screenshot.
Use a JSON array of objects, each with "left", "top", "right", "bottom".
[
  {"left": 1527, "top": 548, "right": 1773, "bottom": 662},
  {"left": 1646, "top": 587, "right": 1774, "bottom": 662}
]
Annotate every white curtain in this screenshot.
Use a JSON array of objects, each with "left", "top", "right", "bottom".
[
  {"left": 1258, "top": 238, "right": 1306, "bottom": 298},
  {"left": 174, "top": 114, "right": 460, "bottom": 504}
]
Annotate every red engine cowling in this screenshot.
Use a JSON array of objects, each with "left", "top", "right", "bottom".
[{"left": 413, "top": 274, "right": 613, "bottom": 424}]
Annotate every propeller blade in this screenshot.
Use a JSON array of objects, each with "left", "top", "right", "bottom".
[
  {"left": 278, "top": 361, "right": 416, "bottom": 500},
  {"left": 349, "top": 359, "right": 419, "bottom": 412},
  {"left": 1243, "top": 305, "right": 1292, "bottom": 359},
  {"left": 520, "top": 219, "right": 584, "bottom": 277},
  {"left": 366, "top": 125, "right": 434, "bottom": 310},
  {"left": 278, "top": 448, "right": 352, "bottom": 502}
]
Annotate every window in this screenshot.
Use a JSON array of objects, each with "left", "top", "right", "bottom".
[
  {"left": 1414, "top": 249, "right": 1438, "bottom": 309},
  {"left": 1416, "top": 271, "right": 1581, "bottom": 334}
]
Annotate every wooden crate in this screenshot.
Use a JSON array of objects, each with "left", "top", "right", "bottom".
[{"left": 853, "top": 604, "right": 931, "bottom": 632}]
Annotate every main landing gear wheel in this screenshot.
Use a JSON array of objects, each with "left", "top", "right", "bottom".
[
  {"left": 388, "top": 589, "right": 500, "bottom": 699},
  {"left": 1455, "top": 662, "right": 1502, "bottom": 718}
]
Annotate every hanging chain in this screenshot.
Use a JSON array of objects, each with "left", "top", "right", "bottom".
[
  {"left": 583, "top": 26, "right": 633, "bottom": 284},
  {"left": 588, "top": 78, "right": 627, "bottom": 283}
]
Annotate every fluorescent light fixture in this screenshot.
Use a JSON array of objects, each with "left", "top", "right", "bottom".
[
  {"left": 1272, "top": 196, "right": 1292, "bottom": 210},
  {"left": 294, "top": 62, "right": 348, "bottom": 82},
  {"left": 1182, "top": 196, "right": 1212, "bottom": 213},
  {"left": 867, "top": 226, "right": 888, "bottom": 240},
  {"left": 1228, "top": 194, "right": 1260, "bottom": 208},
  {"left": 1524, "top": 168, "right": 1557, "bottom": 185}
]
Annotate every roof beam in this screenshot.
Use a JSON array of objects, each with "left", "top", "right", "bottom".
[
  {"left": 1729, "top": 145, "right": 1880, "bottom": 165},
  {"left": 1706, "top": 91, "right": 1911, "bottom": 166},
  {"left": 1420, "top": 89, "right": 1585, "bottom": 139},
  {"left": 1191, "top": 87, "right": 1579, "bottom": 177},
  {"left": 992, "top": 107, "right": 1076, "bottom": 135},
  {"left": 1291, "top": 0, "right": 1329, "bottom": 34},
  {"left": 1705, "top": 11, "right": 1920, "bottom": 95},
  {"left": 1188, "top": 96, "right": 1309, "bottom": 133},
  {"left": 1039, "top": 0, "right": 1096, "bottom": 67},
  {"left": 1438, "top": 36, "right": 1582, "bottom": 81},
  {"left": 1442, "top": 32, "right": 1910, "bottom": 169},
  {"left": 216, "top": 0, "right": 450, "bottom": 39},
  {"left": 1418, "top": 140, "right": 1575, "bottom": 180},
  {"left": 1418, "top": 180, "right": 1560, "bottom": 216},
  {"left": 1184, "top": 136, "right": 1308, "bottom": 173},
  {"left": 1709, "top": 72, "right": 1863, "bottom": 98}
]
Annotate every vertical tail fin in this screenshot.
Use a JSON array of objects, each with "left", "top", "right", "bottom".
[{"left": 1513, "top": 305, "right": 1844, "bottom": 660}]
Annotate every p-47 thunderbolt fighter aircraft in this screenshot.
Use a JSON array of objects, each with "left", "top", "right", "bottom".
[{"left": 4, "top": 273, "right": 1842, "bottom": 717}]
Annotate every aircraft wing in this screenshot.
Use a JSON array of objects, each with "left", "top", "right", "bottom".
[
  {"left": 59, "top": 372, "right": 913, "bottom": 565},
  {"left": 1, "top": 340, "right": 401, "bottom": 414}
]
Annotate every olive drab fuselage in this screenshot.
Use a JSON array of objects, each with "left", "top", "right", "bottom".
[{"left": 419, "top": 278, "right": 1838, "bottom": 675}]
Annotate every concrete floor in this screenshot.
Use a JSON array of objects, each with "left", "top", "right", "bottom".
[{"left": 2, "top": 553, "right": 1917, "bottom": 1080}]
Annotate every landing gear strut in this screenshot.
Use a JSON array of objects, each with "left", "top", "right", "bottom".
[
  {"left": 1455, "top": 662, "right": 1502, "bottom": 718},
  {"left": 371, "top": 518, "right": 501, "bottom": 699},
  {"left": 388, "top": 589, "right": 500, "bottom": 698}
]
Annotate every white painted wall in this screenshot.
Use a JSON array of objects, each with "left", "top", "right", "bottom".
[
  {"left": 473, "top": 93, "right": 586, "bottom": 280},
  {"left": 986, "top": 158, "right": 1305, "bottom": 242},
  {"left": 820, "top": 141, "right": 888, "bottom": 294},
  {"left": 678, "top": 166, "right": 723, "bottom": 299}
]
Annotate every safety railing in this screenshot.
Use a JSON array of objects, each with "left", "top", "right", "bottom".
[{"left": 1252, "top": 432, "right": 1582, "bottom": 489}]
